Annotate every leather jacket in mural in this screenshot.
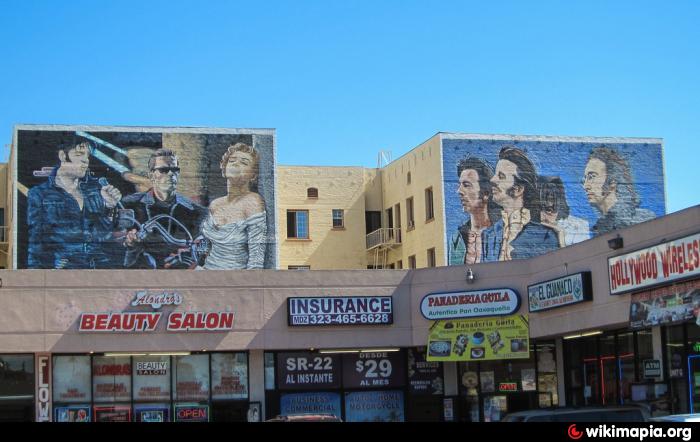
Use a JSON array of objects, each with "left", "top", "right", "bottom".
[
  {"left": 120, "top": 190, "right": 207, "bottom": 269},
  {"left": 481, "top": 218, "right": 560, "bottom": 262},
  {"left": 592, "top": 201, "right": 655, "bottom": 236},
  {"left": 27, "top": 170, "right": 117, "bottom": 269}
]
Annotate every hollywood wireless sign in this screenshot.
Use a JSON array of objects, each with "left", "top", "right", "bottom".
[{"left": 78, "top": 290, "right": 234, "bottom": 333}]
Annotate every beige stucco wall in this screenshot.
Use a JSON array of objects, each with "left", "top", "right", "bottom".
[
  {"left": 0, "top": 269, "right": 412, "bottom": 353},
  {"left": 0, "top": 204, "right": 696, "bottom": 354},
  {"left": 277, "top": 166, "right": 379, "bottom": 269},
  {"left": 380, "top": 134, "right": 445, "bottom": 268}
]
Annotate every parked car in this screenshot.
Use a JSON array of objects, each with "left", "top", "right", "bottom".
[
  {"left": 266, "top": 414, "right": 342, "bottom": 422},
  {"left": 650, "top": 414, "right": 700, "bottom": 422},
  {"left": 502, "top": 406, "right": 651, "bottom": 422}
]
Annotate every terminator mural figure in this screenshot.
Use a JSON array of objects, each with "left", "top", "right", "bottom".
[{"left": 121, "top": 149, "right": 207, "bottom": 269}]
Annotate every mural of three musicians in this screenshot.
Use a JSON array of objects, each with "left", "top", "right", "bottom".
[
  {"left": 444, "top": 138, "right": 666, "bottom": 265},
  {"left": 15, "top": 129, "right": 277, "bottom": 270}
]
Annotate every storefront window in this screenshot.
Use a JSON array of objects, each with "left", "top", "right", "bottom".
[
  {"left": 687, "top": 324, "right": 700, "bottom": 413},
  {"left": 636, "top": 329, "right": 654, "bottom": 377},
  {"left": 92, "top": 356, "right": 131, "bottom": 403},
  {"left": 0, "top": 354, "right": 34, "bottom": 422},
  {"left": 405, "top": 347, "right": 443, "bottom": 422},
  {"left": 458, "top": 362, "right": 479, "bottom": 422},
  {"left": 264, "top": 352, "right": 275, "bottom": 391},
  {"left": 0, "top": 355, "right": 34, "bottom": 399},
  {"left": 617, "top": 331, "right": 635, "bottom": 404},
  {"left": 94, "top": 404, "right": 131, "bottom": 422},
  {"left": 133, "top": 356, "right": 170, "bottom": 402},
  {"left": 598, "top": 333, "right": 617, "bottom": 405},
  {"left": 173, "top": 354, "right": 209, "bottom": 402},
  {"left": 565, "top": 338, "right": 584, "bottom": 406},
  {"left": 53, "top": 355, "right": 91, "bottom": 404},
  {"left": 666, "top": 325, "right": 686, "bottom": 380},
  {"left": 344, "top": 390, "right": 404, "bottom": 422},
  {"left": 407, "top": 347, "right": 443, "bottom": 396},
  {"left": 580, "top": 336, "right": 600, "bottom": 406},
  {"left": 536, "top": 341, "right": 558, "bottom": 407},
  {"left": 134, "top": 404, "right": 170, "bottom": 422},
  {"left": 211, "top": 353, "right": 248, "bottom": 400}
]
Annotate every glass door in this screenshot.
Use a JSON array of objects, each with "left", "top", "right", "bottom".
[
  {"left": 582, "top": 358, "right": 600, "bottom": 405},
  {"left": 600, "top": 356, "right": 617, "bottom": 405},
  {"left": 688, "top": 355, "right": 700, "bottom": 413}
]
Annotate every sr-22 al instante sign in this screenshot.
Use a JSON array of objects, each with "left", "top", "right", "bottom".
[{"left": 420, "top": 289, "right": 520, "bottom": 321}]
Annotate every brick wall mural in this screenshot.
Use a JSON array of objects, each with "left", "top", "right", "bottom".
[
  {"left": 442, "top": 137, "right": 665, "bottom": 265},
  {"left": 14, "top": 127, "right": 276, "bottom": 269}
]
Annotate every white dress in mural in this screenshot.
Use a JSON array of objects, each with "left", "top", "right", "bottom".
[{"left": 200, "top": 211, "right": 267, "bottom": 269}]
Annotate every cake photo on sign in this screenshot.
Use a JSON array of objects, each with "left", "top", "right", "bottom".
[{"left": 429, "top": 341, "right": 451, "bottom": 357}]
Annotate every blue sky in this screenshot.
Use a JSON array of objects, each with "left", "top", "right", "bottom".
[{"left": 1, "top": 1, "right": 698, "bottom": 212}]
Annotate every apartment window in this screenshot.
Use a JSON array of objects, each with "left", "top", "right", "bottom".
[
  {"left": 332, "top": 209, "right": 344, "bottom": 229},
  {"left": 287, "top": 210, "right": 309, "bottom": 239},
  {"left": 427, "top": 248, "right": 436, "bottom": 268},
  {"left": 406, "top": 197, "right": 415, "bottom": 230},
  {"left": 288, "top": 265, "right": 311, "bottom": 270},
  {"left": 408, "top": 255, "right": 416, "bottom": 269},
  {"left": 407, "top": 172, "right": 412, "bottom": 185},
  {"left": 425, "top": 187, "right": 434, "bottom": 221},
  {"left": 307, "top": 187, "right": 318, "bottom": 198},
  {"left": 396, "top": 260, "right": 403, "bottom": 269}
]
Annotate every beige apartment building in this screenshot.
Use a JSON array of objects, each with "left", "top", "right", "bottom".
[{"left": 278, "top": 134, "right": 449, "bottom": 270}]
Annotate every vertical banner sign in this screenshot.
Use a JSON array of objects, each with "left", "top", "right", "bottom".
[
  {"left": 276, "top": 352, "right": 341, "bottom": 390},
  {"left": 35, "top": 354, "right": 51, "bottom": 422},
  {"left": 407, "top": 347, "right": 444, "bottom": 395},
  {"left": 342, "top": 352, "right": 406, "bottom": 389}
]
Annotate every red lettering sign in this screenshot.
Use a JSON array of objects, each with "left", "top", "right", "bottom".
[{"left": 609, "top": 233, "right": 700, "bottom": 295}]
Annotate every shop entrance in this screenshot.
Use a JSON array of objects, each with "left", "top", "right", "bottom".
[
  {"left": 688, "top": 355, "right": 700, "bottom": 413},
  {"left": 566, "top": 330, "right": 653, "bottom": 408},
  {"left": 582, "top": 353, "right": 634, "bottom": 405}
]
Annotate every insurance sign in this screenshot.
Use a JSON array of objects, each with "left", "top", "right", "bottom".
[{"left": 287, "top": 296, "right": 393, "bottom": 326}]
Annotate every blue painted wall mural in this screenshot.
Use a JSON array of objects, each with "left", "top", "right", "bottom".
[
  {"left": 442, "top": 137, "right": 665, "bottom": 265},
  {"left": 15, "top": 126, "right": 277, "bottom": 269}
]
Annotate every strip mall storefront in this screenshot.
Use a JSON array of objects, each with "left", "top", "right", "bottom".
[{"left": 0, "top": 207, "right": 698, "bottom": 421}]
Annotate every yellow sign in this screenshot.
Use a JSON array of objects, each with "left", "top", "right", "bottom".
[{"left": 426, "top": 315, "right": 530, "bottom": 362}]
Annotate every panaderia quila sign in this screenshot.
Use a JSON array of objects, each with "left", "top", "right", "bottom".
[
  {"left": 420, "top": 289, "right": 520, "bottom": 321},
  {"left": 77, "top": 290, "right": 234, "bottom": 333}
]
